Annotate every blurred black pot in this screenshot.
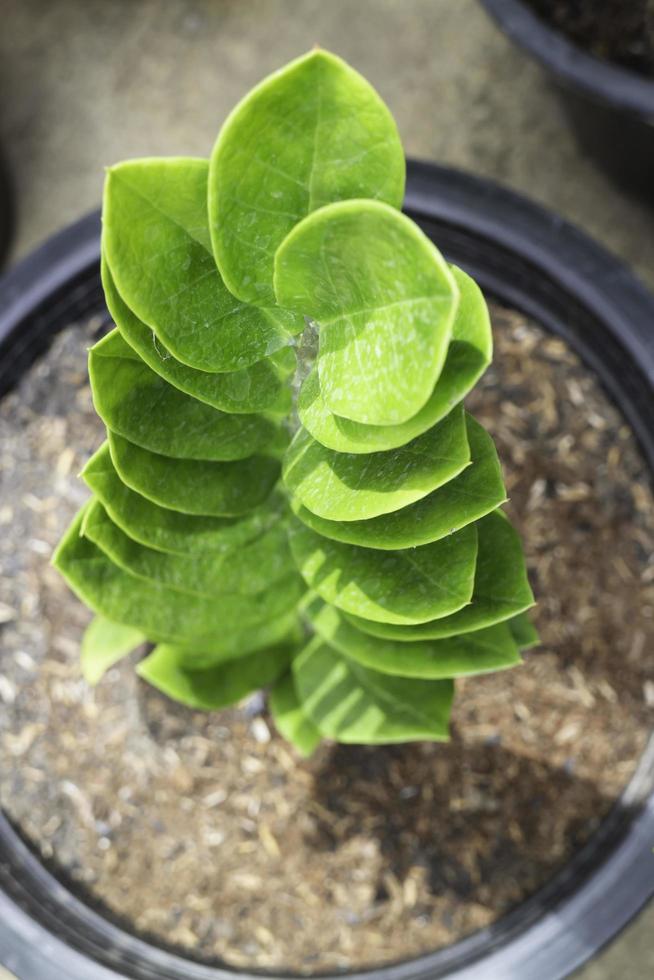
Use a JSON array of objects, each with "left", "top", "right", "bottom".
[
  {"left": 479, "top": 0, "right": 654, "bottom": 205},
  {"left": 1, "top": 162, "right": 654, "bottom": 980}
]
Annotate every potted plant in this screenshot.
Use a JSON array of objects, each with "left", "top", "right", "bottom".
[
  {"left": 478, "top": 0, "right": 654, "bottom": 204},
  {"left": 1, "top": 50, "right": 653, "bottom": 980}
]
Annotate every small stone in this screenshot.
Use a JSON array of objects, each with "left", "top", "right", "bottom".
[
  {"left": 0, "top": 675, "right": 17, "bottom": 703},
  {"left": 0, "top": 602, "right": 16, "bottom": 624},
  {"left": 251, "top": 717, "right": 271, "bottom": 744}
]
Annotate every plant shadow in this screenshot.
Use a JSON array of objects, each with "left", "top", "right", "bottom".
[{"left": 307, "top": 735, "right": 617, "bottom": 916}]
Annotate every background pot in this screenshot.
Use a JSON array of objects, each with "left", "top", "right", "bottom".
[
  {"left": 1, "top": 161, "right": 654, "bottom": 980},
  {"left": 479, "top": 0, "right": 654, "bottom": 205}
]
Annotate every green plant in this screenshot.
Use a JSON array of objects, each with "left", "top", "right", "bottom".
[{"left": 54, "top": 50, "right": 536, "bottom": 754}]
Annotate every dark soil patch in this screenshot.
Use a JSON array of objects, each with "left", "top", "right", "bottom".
[
  {"left": 525, "top": 0, "right": 654, "bottom": 78},
  {"left": 0, "top": 305, "right": 652, "bottom": 971}
]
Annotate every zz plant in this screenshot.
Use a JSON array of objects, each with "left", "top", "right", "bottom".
[{"left": 54, "top": 50, "right": 537, "bottom": 754}]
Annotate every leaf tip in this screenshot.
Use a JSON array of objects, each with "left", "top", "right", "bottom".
[
  {"left": 50, "top": 539, "right": 65, "bottom": 570},
  {"left": 81, "top": 663, "right": 102, "bottom": 686}
]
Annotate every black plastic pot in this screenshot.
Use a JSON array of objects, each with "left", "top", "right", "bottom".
[
  {"left": 1, "top": 161, "right": 654, "bottom": 980},
  {"left": 479, "top": 0, "right": 654, "bottom": 204}
]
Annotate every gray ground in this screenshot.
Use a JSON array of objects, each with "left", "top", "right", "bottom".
[{"left": 0, "top": 1, "right": 652, "bottom": 977}]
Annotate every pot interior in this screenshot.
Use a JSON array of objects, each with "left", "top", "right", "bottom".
[{"left": 0, "top": 245, "right": 653, "bottom": 978}]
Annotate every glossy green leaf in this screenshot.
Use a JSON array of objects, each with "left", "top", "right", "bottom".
[
  {"left": 89, "top": 330, "right": 288, "bottom": 461},
  {"left": 508, "top": 611, "right": 540, "bottom": 650},
  {"left": 283, "top": 404, "right": 469, "bottom": 522},
  {"left": 346, "top": 511, "right": 534, "bottom": 640},
  {"left": 102, "top": 255, "right": 295, "bottom": 416},
  {"left": 209, "top": 49, "right": 405, "bottom": 306},
  {"left": 82, "top": 442, "right": 282, "bottom": 556},
  {"left": 269, "top": 672, "right": 322, "bottom": 757},
  {"left": 274, "top": 199, "right": 458, "bottom": 425},
  {"left": 82, "top": 498, "right": 295, "bottom": 598},
  {"left": 298, "top": 266, "right": 491, "bottom": 452},
  {"left": 305, "top": 597, "right": 521, "bottom": 678},
  {"left": 292, "top": 415, "right": 505, "bottom": 549},
  {"left": 81, "top": 615, "right": 145, "bottom": 685},
  {"left": 53, "top": 506, "right": 305, "bottom": 646},
  {"left": 138, "top": 642, "right": 293, "bottom": 711},
  {"left": 103, "top": 157, "right": 302, "bottom": 372},
  {"left": 172, "top": 612, "right": 302, "bottom": 668},
  {"left": 108, "top": 430, "right": 280, "bottom": 518},
  {"left": 289, "top": 518, "right": 477, "bottom": 625},
  {"left": 293, "top": 637, "right": 453, "bottom": 743}
]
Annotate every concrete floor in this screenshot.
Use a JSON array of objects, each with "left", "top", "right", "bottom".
[{"left": 0, "top": 0, "right": 653, "bottom": 977}]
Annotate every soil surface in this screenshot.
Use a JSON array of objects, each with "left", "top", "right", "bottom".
[
  {"left": 526, "top": 0, "right": 654, "bottom": 78},
  {"left": 0, "top": 305, "right": 653, "bottom": 972}
]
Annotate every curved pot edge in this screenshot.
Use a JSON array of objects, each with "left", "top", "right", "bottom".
[
  {"left": 478, "top": 0, "right": 654, "bottom": 118},
  {"left": 405, "top": 160, "right": 654, "bottom": 467},
  {"left": 0, "top": 209, "right": 101, "bottom": 346}
]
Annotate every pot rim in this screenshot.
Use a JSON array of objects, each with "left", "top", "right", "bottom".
[
  {"left": 0, "top": 160, "right": 653, "bottom": 980},
  {"left": 479, "top": 0, "right": 654, "bottom": 120}
]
